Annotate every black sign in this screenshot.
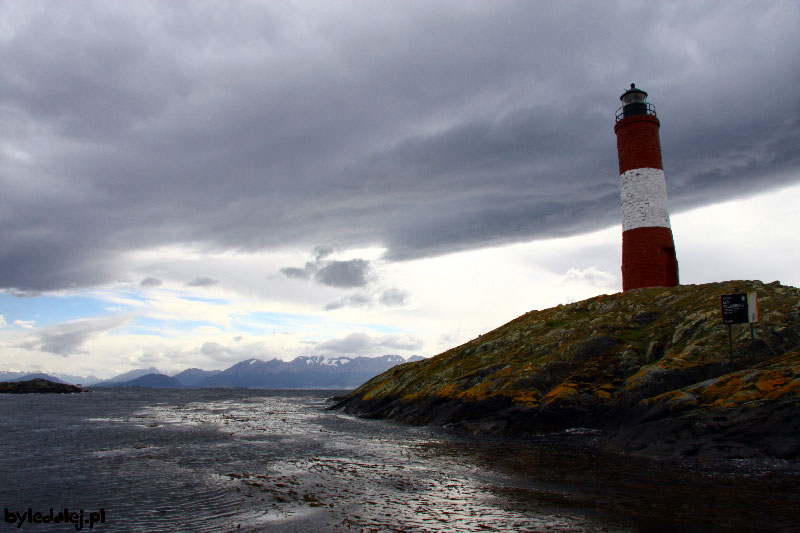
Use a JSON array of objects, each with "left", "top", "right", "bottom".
[{"left": 721, "top": 293, "right": 748, "bottom": 324}]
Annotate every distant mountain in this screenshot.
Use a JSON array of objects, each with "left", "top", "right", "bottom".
[
  {"left": 0, "top": 371, "right": 28, "bottom": 382},
  {"left": 101, "top": 373, "right": 184, "bottom": 388},
  {"left": 171, "top": 368, "right": 222, "bottom": 386},
  {"left": 0, "top": 371, "right": 101, "bottom": 385},
  {"left": 94, "top": 367, "right": 162, "bottom": 387},
  {"left": 6, "top": 372, "right": 67, "bottom": 384},
  {"left": 197, "top": 354, "right": 416, "bottom": 389},
  {"left": 1, "top": 355, "right": 424, "bottom": 391},
  {"left": 55, "top": 373, "right": 102, "bottom": 385},
  {"left": 109, "top": 367, "right": 163, "bottom": 382}
]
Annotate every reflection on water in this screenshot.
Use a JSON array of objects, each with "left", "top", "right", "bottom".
[{"left": 1, "top": 388, "right": 797, "bottom": 532}]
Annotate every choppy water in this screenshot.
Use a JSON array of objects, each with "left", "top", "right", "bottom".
[{"left": 1, "top": 388, "right": 798, "bottom": 532}]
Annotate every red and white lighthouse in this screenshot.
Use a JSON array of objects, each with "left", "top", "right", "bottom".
[{"left": 614, "top": 84, "right": 679, "bottom": 291}]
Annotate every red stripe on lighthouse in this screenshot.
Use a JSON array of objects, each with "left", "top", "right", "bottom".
[
  {"left": 621, "top": 227, "right": 678, "bottom": 291},
  {"left": 614, "top": 115, "right": 663, "bottom": 173},
  {"left": 614, "top": 85, "right": 678, "bottom": 291}
]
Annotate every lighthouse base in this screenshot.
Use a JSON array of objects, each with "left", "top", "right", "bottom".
[{"left": 622, "top": 226, "right": 678, "bottom": 291}]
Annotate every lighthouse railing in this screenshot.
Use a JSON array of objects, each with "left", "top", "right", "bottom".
[{"left": 615, "top": 102, "right": 657, "bottom": 122}]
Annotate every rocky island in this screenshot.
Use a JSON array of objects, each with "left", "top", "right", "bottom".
[
  {"left": 0, "top": 378, "right": 83, "bottom": 394},
  {"left": 333, "top": 280, "right": 800, "bottom": 460}
]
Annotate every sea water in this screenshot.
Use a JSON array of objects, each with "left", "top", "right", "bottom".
[{"left": 1, "top": 388, "right": 797, "bottom": 532}]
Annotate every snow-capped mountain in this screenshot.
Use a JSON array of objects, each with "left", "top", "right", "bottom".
[{"left": 196, "top": 354, "right": 418, "bottom": 389}]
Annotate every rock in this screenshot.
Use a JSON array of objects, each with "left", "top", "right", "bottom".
[
  {"left": 332, "top": 280, "right": 800, "bottom": 460},
  {"left": 0, "top": 378, "right": 83, "bottom": 394}
]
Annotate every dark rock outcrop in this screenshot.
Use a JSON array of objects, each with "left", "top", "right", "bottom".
[
  {"left": 333, "top": 280, "right": 800, "bottom": 460},
  {"left": 0, "top": 378, "right": 83, "bottom": 394}
]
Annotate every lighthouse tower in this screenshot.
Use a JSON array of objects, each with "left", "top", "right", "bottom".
[{"left": 614, "top": 84, "right": 679, "bottom": 291}]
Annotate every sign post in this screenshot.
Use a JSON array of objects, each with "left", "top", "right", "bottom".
[{"left": 720, "top": 292, "right": 758, "bottom": 362}]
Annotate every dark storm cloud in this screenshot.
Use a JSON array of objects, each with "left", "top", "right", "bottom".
[
  {"left": 315, "top": 259, "right": 372, "bottom": 288},
  {"left": 1, "top": 1, "right": 798, "bottom": 291},
  {"left": 281, "top": 248, "right": 373, "bottom": 288}
]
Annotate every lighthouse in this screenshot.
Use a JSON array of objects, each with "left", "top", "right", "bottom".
[{"left": 614, "top": 84, "right": 679, "bottom": 291}]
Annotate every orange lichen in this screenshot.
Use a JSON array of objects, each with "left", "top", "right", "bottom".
[
  {"left": 764, "top": 379, "right": 800, "bottom": 400},
  {"left": 699, "top": 376, "right": 743, "bottom": 404},
  {"left": 541, "top": 383, "right": 579, "bottom": 404},
  {"left": 458, "top": 381, "right": 494, "bottom": 401},
  {"left": 754, "top": 370, "right": 787, "bottom": 394},
  {"left": 343, "top": 281, "right": 800, "bottom": 430},
  {"left": 436, "top": 383, "right": 461, "bottom": 397},
  {"left": 510, "top": 390, "right": 540, "bottom": 406}
]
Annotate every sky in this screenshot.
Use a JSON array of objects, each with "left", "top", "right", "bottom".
[{"left": 1, "top": 1, "right": 798, "bottom": 378}]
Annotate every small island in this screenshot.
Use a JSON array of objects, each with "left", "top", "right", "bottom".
[
  {"left": 333, "top": 280, "right": 800, "bottom": 460},
  {"left": 0, "top": 378, "right": 84, "bottom": 394}
]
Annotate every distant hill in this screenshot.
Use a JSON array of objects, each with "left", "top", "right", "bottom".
[
  {"left": 0, "top": 371, "right": 100, "bottom": 385},
  {"left": 171, "top": 368, "right": 222, "bottom": 386},
  {"left": 93, "top": 367, "right": 163, "bottom": 387},
  {"left": 100, "top": 373, "right": 184, "bottom": 388},
  {"left": 197, "top": 354, "right": 414, "bottom": 389},
  {"left": 56, "top": 373, "right": 102, "bottom": 385},
  {"left": 6, "top": 372, "right": 67, "bottom": 384},
  {"left": 0, "top": 371, "right": 28, "bottom": 382},
  {"left": 334, "top": 281, "right": 800, "bottom": 460},
  {"left": 2, "top": 356, "right": 422, "bottom": 392},
  {"left": 0, "top": 379, "right": 83, "bottom": 394}
]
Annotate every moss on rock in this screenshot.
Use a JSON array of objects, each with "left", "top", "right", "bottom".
[{"left": 333, "top": 280, "right": 800, "bottom": 459}]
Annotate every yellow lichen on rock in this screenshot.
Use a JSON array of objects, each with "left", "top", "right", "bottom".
[{"left": 335, "top": 281, "right": 800, "bottom": 459}]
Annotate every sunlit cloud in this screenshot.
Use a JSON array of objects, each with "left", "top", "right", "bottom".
[{"left": 17, "top": 315, "right": 132, "bottom": 356}]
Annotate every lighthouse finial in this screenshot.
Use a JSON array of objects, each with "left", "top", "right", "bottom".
[{"left": 630, "top": 83, "right": 636, "bottom": 89}]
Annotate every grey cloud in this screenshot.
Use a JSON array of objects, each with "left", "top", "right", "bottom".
[
  {"left": 324, "top": 293, "right": 371, "bottom": 311},
  {"left": 186, "top": 277, "right": 219, "bottom": 288},
  {"left": 200, "top": 342, "right": 227, "bottom": 356},
  {"left": 279, "top": 267, "right": 311, "bottom": 280},
  {"left": 1, "top": 2, "right": 798, "bottom": 291},
  {"left": 199, "top": 340, "right": 274, "bottom": 365},
  {"left": 379, "top": 288, "right": 410, "bottom": 307},
  {"left": 281, "top": 249, "right": 373, "bottom": 288},
  {"left": 140, "top": 277, "right": 162, "bottom": 288},
  {"left": 314, "top": 259, "right": 372, "bottom": 288},
  {"left": 17, "top": 315, "right": 131, "bottom": 356},
  {"left": 313, "top": 245, "right": 336, "bottom": 261},
  {"left": 324, "top": 287, "right": 410, "bottom": 310}
]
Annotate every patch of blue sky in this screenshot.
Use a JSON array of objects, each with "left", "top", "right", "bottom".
[
  {"left": 361, "top": 323, "right": 402, "bottom": 334},
  {"left": 180, "top": 295, "right": 230, "bottom": 305},
  {"left": 0, "top": 292, "right": 112, "bottom": 327},
  {"left": 116, "top": 316, "right": 227, "bottom": 337},
  {"left": 234, "top": 311, "right": 324, "bottom": 335},
  {"left": 115, "top": 311, "right": 324, "bottom": 338}
]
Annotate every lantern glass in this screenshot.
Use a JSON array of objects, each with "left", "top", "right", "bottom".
[{"left": 621, "top": 91, "right": 647, "bottom": 105}]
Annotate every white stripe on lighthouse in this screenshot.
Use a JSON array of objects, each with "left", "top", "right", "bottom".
[{"left": 620, "top": 167, "right": 671, "bottom": 231}]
